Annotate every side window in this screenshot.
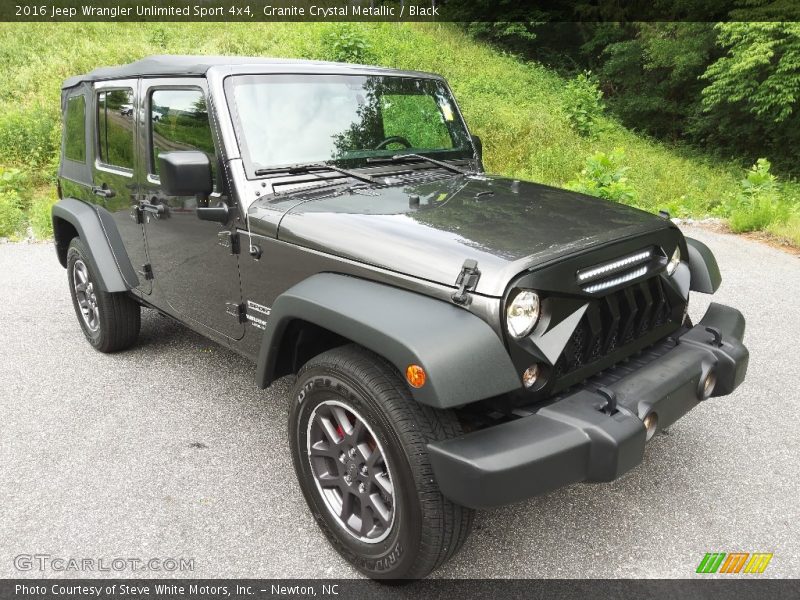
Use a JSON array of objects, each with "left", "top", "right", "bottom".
[
  {"left": 150, "top": 89, "right": 215, "bottom": 180},
  {"left": 380, "top": 94, "right": 454, "bottom": 150},
  {"left": 64, "top": 95, "right": 86, "bottom": 163},
  {"left": 97, "top": 89, "right": 135, "bottom": 170}
]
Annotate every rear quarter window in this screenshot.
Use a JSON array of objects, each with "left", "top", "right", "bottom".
[
  {"left": 97, "top": 89, "right": 135, "bottom": 170},
  {"left": 64, "top": 95, "right": 86, "bottom": 163}
]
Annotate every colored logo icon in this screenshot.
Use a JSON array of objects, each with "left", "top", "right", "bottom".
[{"left": 696, "top": 552, "right": 773, "bottom": 574}]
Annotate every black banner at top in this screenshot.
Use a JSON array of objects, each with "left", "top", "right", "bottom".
[{"left": 1, "top": 0, "right": 799, "bottom": 23}]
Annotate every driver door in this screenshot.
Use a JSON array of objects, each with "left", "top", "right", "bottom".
[{"left": 138, "top": 78, "right": 244, "bottom": 340}]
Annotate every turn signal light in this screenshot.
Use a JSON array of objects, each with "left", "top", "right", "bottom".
[
  {"left": 522, "top": 364, "right": 540, "bottom": 388},
  {"left": 406, "top": 364, "right": 427, "bottom": 388},
  {"left": 643, "top": 412, "right": 658, "bottom": 441}
]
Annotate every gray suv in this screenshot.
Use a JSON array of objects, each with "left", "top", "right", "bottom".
[{"left": 53, "top": 56, "right": 749, "bottom": 579}]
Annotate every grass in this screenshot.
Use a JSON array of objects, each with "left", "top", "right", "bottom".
[{"left": 0, "top": 21, "right": 797, "bottom": 245}]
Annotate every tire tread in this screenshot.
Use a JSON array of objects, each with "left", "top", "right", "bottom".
[{"left": 67, "top": 237, "right": 140, "bottom": 353}]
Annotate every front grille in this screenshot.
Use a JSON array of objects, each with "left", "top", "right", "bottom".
[{"left": 553, "top": 275, "right": 675, "bottom": 380}]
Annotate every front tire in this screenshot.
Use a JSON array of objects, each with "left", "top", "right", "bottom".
[
  {"left": 66, "top": 237, "right": 140, "bottom": 353},
  {"left": 288, "top": 344, "right": 474, "bottom": 580}
]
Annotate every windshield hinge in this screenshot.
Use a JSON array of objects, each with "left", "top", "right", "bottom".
[
  {"left": 137, "top": 264, "right": 154, "bottom": 281},
  {"left": 225, "top": 302, "right": 247, "bottom": 323},
  {"left": 451, "top": 259, "right": 481, "bottom": 306},
  {"left": 218, "top": 230, "right": 240, "bottom": 254}
]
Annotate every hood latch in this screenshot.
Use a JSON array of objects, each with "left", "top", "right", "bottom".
[{"left": 452, "top": 259, "right": 481, "bottom": 306}]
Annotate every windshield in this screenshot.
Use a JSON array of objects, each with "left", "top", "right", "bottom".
[{"left": 225, "top": 74, "right": 474, "bottom": 174}]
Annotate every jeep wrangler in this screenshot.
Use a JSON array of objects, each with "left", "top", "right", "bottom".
[{"left": 53, "top": 56, "right": 749, "bottom": 579}]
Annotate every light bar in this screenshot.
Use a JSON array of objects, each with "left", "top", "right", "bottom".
[
  {"left": 577, "top": 249, "right": 653, "bottom": 283},
  {"left": 584, "top": 266, "right": 648, "bottom": 293}
]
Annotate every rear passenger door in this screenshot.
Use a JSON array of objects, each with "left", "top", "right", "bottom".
[
  {"left": 138, "top": 78, "right": 244, "bottom": 340},
  {"left": 91, "top": 80, "right": 151, "bottom": 294}
]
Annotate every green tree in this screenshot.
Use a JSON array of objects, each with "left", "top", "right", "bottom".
[
  {"left": 596, "top": 23, "right": 717, "bottom": 140},
  {"left": 702, "top": 23, "right": 800, "bottom": 122}
]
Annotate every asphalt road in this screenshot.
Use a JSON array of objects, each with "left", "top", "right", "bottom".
[{"left": 1, "top": 226, "right": 798, "bottom": 579}]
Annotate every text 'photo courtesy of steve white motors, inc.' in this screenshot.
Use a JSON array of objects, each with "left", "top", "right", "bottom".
[
  {"left": 1, "top": 0, "right": 800, "bottom": 599},
  {"left": 14, "top": 583, "right": 342, "bottom": 598}
]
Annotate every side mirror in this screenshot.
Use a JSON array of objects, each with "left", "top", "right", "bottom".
[
  {"left": 157, "top": 151, "right": 212, "bottom": 197},
  {"left": 470, "top": 134, "right": 483, "bottom": 167}
]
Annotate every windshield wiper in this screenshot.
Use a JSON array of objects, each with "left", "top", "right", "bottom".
[
  {"left": 368, "top": 153, "right": 472, "bottom": 175},
  {"left": 255, "top": 162, "right": 375, "bottom": 184}
]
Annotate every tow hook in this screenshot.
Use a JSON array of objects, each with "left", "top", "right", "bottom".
[
  {"left": 596, "top": 386, "right": 618, "bottom": 415},
  {"left": 705, "top": 326, "right": 723, "bottom": 347}
]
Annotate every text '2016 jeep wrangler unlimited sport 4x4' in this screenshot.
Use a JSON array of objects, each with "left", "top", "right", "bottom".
[{"left": 54, "top": 56, "right": 748, "bottom": 580}]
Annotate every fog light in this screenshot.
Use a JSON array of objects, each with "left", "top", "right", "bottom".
[
  {"left": 643, "top": 412, "right": 658, "bottom": 441},
  {"left": 522, "top": 364, "right": 540, "bottom": 388},
  {"left": 406, "top": 364, "right": 426, "bottom": 388},
  {"left": 700, "top": 371, "right": 716, "bottom": 399}
]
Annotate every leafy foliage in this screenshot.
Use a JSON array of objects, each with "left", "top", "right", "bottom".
[
  {"left": 593, "top": 23, "right": 717, "bottom": 141},
  {"left": 566, "top": 149, "right": 637, "bottom": 205},
  {"left": 0, "top": 107, "right": 59, "bottom": 167},
  {"left": 460, "top": 21, "right": 800, "bottom": 175},
  {"left": 0, "top": 167, "right": 29, "bottom": 194},
  {"left": 702, "top": 23, "right": 800, "bottom": 123},
  {"left": 29, "top": 189, "right": 56, "bottom": 238},
  {"left": 0, "top": 168, "right": 28, "bottom": 237},
  {"left": 0, "top": 21, "right": 797, "bottom": 244},
  {"left": 728, "top": 158, "right": 791, "bottom": 233},
  {"left": 320, "top": 24, "right": 375, "bottom": 64},
  {"left": 562, "top": 71, "right": 605, "bottom": 138},
  {"left": 0, "top": 190, "right": 24, "bottom": 237}
]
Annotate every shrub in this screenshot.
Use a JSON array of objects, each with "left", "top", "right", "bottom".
[
  {"left": 728, "top": 158, "right": 790, "bottom": 232},
  {"left": 562, "top": 71, "right": 605, "bottom": 138},
  {"left": 320, "top": 24, "right": 376, "bottom": 64},
  {"left": 149, "top": 27, "right": 168, "bottom": 49},
  {"left": 0, "top": 190, "right": 24, "bottom": 238},
  {"left": 29, "top": 190, "right": 57, "bottom": 239},
  {"left": 0, "top": 107, "right": 60, "bottom": 168},
  {"left": 566, "top": 148, "right": 637, "bottom": 204},
  {"left": 0, "top": 166, "right": 30, "bottom": 195}
]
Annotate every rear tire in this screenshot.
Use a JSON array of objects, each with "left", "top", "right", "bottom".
[
  {"left": 66, "top": 237, "right": 140, "bottom": 353},
  {"left": 288, "top": 344, "right": 473, "bottom": 580}
]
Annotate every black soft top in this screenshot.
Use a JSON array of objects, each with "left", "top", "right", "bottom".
[{"left": 62, "top": 55, "right": 439, "bottom": 89}]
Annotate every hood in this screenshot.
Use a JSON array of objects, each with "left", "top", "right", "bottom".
[{"left": 252, "top": 175, "right": 675, "bottom": 297}]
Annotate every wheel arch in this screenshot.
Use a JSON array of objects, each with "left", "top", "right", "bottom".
[
  {"left": 686, "top": 237, "right": 722, "bottom": 294},
  {"left": 255, "top": 273, "right": 522, "bottom": 409},
  {"left": 270, "top": 318, "right": 351, "bottom": 383},
  {"left": 52, "top": 197, "right": 139, "bottom": 292}
]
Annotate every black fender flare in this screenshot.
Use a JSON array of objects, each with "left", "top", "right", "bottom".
[
  {"left": 52, "top": 198, "right": 139, "bottom": 292},
  {"left": 255, "top": 273, "right": 522, "bottom": 409},
  {"left": 686, "top": 237, "right": 722, "bottom": 294}
]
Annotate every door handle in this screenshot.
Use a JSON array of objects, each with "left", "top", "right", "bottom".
[
  {"left": 92, "top": 185, "right": 116, "bottom": 199},
  {"left": 140, "top": 201, "right": 166, "bottom": 215}
]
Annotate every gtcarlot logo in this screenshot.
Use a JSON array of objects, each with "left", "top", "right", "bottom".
[
  {"left": 13, "top": 554, "right": 195, "bottom": 573},
  {"left": 696, "top": 552, "right": 773, "bottom": 574}
]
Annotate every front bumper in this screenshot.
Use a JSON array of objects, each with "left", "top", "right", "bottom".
[{"left": 428, "top": 302, "right": 749, "bottom": 509}]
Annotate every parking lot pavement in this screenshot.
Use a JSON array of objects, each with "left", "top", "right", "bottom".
[{"left": 0, "top": 226, "right": 798, "bottom": 579}]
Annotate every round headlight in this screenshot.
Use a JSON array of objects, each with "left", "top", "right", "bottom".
[
  {"left": 506, "top": 290, "right": 540, "bottom": 338},
  {"left": 666, "top": 246, "right": 681, "bottom": 276}
]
